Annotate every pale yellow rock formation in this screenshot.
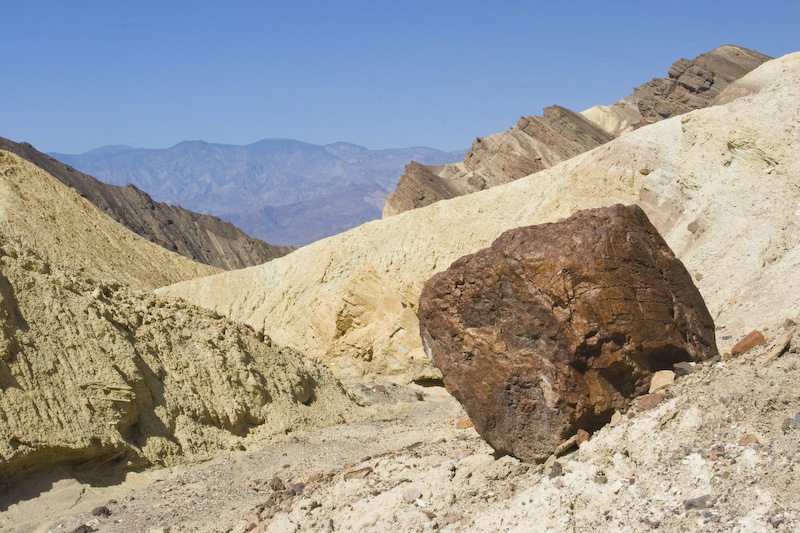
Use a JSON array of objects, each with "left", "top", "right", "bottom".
[
  {"left": 158, "top": 53, "right": 800, "bottom": 382},
  {"left": 0, "top": 154, "right": 361, "bottom": 482},
  {"left": 0, "top": 150, "right": 218, "bottom": 290}
]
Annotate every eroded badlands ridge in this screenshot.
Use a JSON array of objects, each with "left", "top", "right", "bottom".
[
  {"left": 158, "top": 52, "right": 800, "bottom": 383},
  {"left": 0, "top": 152, "right": 360, "bottom": 484},
  {"left": 383, "top": 45, "right": 772, "bottom": 216}
]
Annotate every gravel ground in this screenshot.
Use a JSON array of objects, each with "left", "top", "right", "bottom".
[{"left": 6, "top": 327, "right": 800, "bottom": 533}]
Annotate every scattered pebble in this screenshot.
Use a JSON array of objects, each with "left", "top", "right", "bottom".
[
  {"left": 637, "top": 393, "right": 665, "bottom": 411},
  {"left": 403, "top": 488, "right": 422, "bottom": 503},
  {"left": 685, "top": 494, "right": 713, "bottom": 510},
  {"left": 731, "top": 330, "right": 766, "bottom": 355},
  {"left": 649, "top": 370, "right": 675, "bottom": 393},
  {"left": 456, "top": 416, "right": 474, "bottom": 429}
]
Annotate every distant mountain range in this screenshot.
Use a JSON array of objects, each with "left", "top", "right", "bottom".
[{"left": 50, "top": 140, "right": 466, "bottom": 245}]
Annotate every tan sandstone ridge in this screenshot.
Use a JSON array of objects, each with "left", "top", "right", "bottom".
[
  {"left": 0, "top": 153, "right": 361, "bottom": 485},
  {"left": 0, "top": 150, "right": 219, "bottom": 290},
  {"left": 157, "top": 52, "right": 800, "bottom": 384}
]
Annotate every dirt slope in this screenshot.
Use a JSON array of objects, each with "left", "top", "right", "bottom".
[
  {"left": 41, "top": 330, "right": 800, "bottom": 533},
  {"left": 0, "top": 150, "right": 219, "bottom": 290}
]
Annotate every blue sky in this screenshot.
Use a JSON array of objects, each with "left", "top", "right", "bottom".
[{"left": 2, "top": 1, "right": 798, "bottom": 154}]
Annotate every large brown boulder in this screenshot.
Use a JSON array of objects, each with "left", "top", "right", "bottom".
[{"left": 418, "top": 204, "right": 717, "bottom": 462}]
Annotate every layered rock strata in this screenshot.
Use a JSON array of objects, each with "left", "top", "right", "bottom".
[
  {"left": 384, "top": 45, "right": 772, "bottom": 216},
  {"left": 418, "top": 204, "right": 717, "bottom": 462},
  {"left": 157, "top": 52, "right": 800, "bottom": 383},
  {"left": 0, "top": 137, "right": 293, "bottom": 270}
]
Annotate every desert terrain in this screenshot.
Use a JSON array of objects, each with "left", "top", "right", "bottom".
[{"left": 1, "top": 48, "right": 798, "bottom": 532}]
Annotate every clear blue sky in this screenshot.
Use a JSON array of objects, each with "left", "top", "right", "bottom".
[{"left": 2, "top": 1, "right": 798, "bottom": 154}]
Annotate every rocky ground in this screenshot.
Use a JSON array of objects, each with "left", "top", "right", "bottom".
[{"left": 9, "top": 324, "right": 798, "bottom": 533}]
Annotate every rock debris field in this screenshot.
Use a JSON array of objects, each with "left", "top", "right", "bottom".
[{"left": 21, "top": 326, "right": 800, "bottom": 532}]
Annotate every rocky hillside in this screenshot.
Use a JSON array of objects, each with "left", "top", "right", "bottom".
[
  {"left": 383, "top": 45, "right": 772, "bottom": 216},
  {"left": 0, "top": 137, "right": 292, "bottom": 270},
  {"left": 0, "top": 151, "right": 361, "bottom": 486},
  {"left": 51, "top": 140, "right": 466, "bottom": 246},
  {"left": 157, "top": 52, "right": 800, "bottom": 385},
  {"left": 0, "top": 150, "right": 218, "bottom": 290}
]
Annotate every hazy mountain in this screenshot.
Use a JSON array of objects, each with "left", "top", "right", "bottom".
[{"left": 50, "top": 140, "right": 466, "bottom": 246}]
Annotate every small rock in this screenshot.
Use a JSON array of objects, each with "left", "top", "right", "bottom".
[
  {"left": 782, "top": 418, "right": 800, "bottom": 432},
  {"left": 343, "top": 467, "right": 373, "bottom": 480},
  {"left": 784, "top": 318, "right": 796, "bottom": 329},
  {"left": 342, "top": 462, "right": 355, "bottom": 469},
  {"left": 576, "top": 429, "right": 590, "bottom": 445},
  {"left": 403, "top": 488, "right": 422, "bottom": 503},
  {"left": 454, "top": 449, "right": 474, "bottom": 460},
  {"left": 672, "top": 361, "right": 694, "bottom": 376},
  {"left": 372, "top": 384, "right": 387, "bottom": 393},
  {"left": 547, "top": 460, "right": 563, "bottom": 479},
  {"left": 731, "top": 330, "right": 766, "bottom": 356},
  {"left": 637, "top": 393, "right": 665, "bottom": 411},
  {"left": 737, "top": 434, "right": 759, "bottom": 446},
  {"left": 684, "top": 494, "right": 713, "bottom": 510},
  {"left": 639, "top": 168, "right": 651, "bottom": 175},
  {"left": 441, "top": 513, "right": 461, "bottom": 524},
  {"left": 649, "top": 370, "right": 675, "bottom": 393},
  {"left": 609, "top": 411, "right": 622, "bottom": 426},
  {"left": 289, "top": 483, "right": 305, "bottom": 495},
  {"left": 421, "top": 510, "right": 436, "bottom": 519},
  {"left": 71, "top": 526, "right": 97, "bottom": 533},
  {"left": 269, "top": 476, "right": 285, "bottom": 491},
  {"left": 90, "top": 505, "right": 111, "bottom": 517},
  {"left": 306, "top": 473, "right": 322, "bottom": 484},
  {"left": 456, "top": 416, "right": 474, "bottom": 429},
  {"left": 762, "top": 327, "right": 796, "bottom": 365}
]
